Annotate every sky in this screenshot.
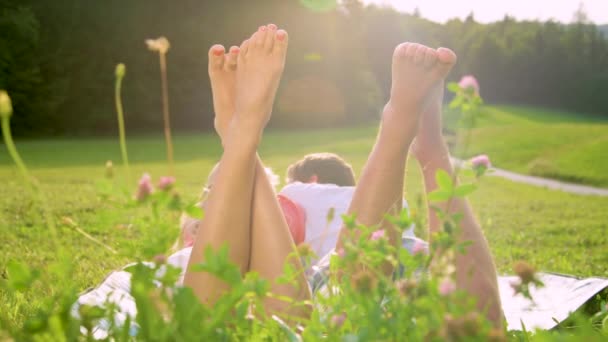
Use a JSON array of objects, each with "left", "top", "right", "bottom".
[{"left": 362, "top": 0, "right": 608, "bottom": 24}]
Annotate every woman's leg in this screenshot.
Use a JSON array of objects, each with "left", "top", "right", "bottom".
[
  {"left": 336, "top": 44, "right": 456, "bottom": 275},
  {"left": 195, "top": 25, "right": 310, "bottom": 317}
]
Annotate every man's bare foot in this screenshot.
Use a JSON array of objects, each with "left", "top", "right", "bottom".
[
  {"left": 383, "top": 43, "right": 456, "bottom": 140},
  {"left": 233, "top": 24, "right": 288, "bottom": 134},
  {"left": 208, "top": 44, "right": 239, "bottom": 138}
]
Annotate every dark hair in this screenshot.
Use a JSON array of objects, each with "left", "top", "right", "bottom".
[{"left": 286, "top": 153, "right": 356, "bottom": 186}]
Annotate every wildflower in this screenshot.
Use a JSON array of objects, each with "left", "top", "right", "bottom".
[
  {"left": 351, "top": 269, "right": 377, "bottom": 293},
  {"left": 0, "top": 90, "right": 12, "bottom": 118},
  {"left": 412, "top": 240, "right": 428, "bottom": 255},
  {"left": 336, "top": 247, "right": 345, "bottom": 258},
  {"left": 470, "top": 154, "right": 491, "bottom": 170},
  {"left": 158, "top": 176, "right": 175, "bottom": 191},
  {"left": 146, "top": 37, "right": 170, "bottom": 54},
  {"left": 513, "top": 261, "right": 536, "bottom": 284},
  {"left": 135, "top": 173, "right": 154, "bottom": 201},
  {"left": 370, "top": 229, "right": 385, "bottom": 241},
  {"left": 296, "top": 243, "right": 315, "bottom": 259},
  {"left": 115, "top": 63, "right": 126, "bottom": 79},
  {"left": 61, "top": 216, "right": 77, "bottom": 227},
  {"left": 105, "top": 160, "right": 114, "bottom": 179},
  {"left": 396, "top": 278, "right": 417, "bottom": 297},
  {"left": 458, "top": 75, "right": 480, "bottom": 94},
  {"left": 442, "top": 312, "right": 480, "bottom": 340},
  {"left": 439, "top": 278, "right": 456, "bottom": 296},
  {"left": 153, "top": 254, "right": 167, "bottom": 265},
  {"left": 330, "top": 312, "right": 347, "bottom": 328}
]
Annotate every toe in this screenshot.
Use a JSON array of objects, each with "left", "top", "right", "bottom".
[
  {"left": 405, "top": 43, "right": 419, "bottom": 60},
  {"left": 254, "top": 25, "right": 267, "bottom": 47},
  {"left": 423, "top": 47, "right": 437, "bottom": 69},
  {"left": 208, "top": 44, "right": 225, "bottom": 70},
  {"left": 224, "top": 46, "right": 239, "bottom": 70},
  {"left": 239, "top": 39, "right": 250, "bottom": 63},
  {"left": 394, "top": 42, "right": 410, "bottom": 58},
  {"left": 273, "top": 29, "right": 289, "bottom": 57},
  {"left": 435, "top": 47, "right": 457, "bottom": 77},
  {"left": 436, "top": 47, "right": 457, "bottom": 65},
  {"left": 414, "top": 45, "right": 427, "bottom": 65},
  {"left": 264, "top": 24, "right": 277, "bottom": 52}
]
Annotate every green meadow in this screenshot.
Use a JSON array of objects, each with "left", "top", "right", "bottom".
[
  {"left": 451, "top": 105, "right": 608, "bottom": 187},
  {"left": 1, "top": 105, "right": 608, "bottom": 328}
]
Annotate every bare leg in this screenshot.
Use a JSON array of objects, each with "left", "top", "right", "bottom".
[
  {"left": 337, "top": 44, "right": 456, "bottom": 274},
  {"left": 184, "top": 26, "right": 288, "bottom": 305},
  {"left": 411, "top": 86, "right": 503, "bottom": 327},
  {"left": 208, "top": 25, "right": 311, "bottom": 318}
]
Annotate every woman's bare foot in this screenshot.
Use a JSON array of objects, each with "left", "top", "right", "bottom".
[
  {"left": 208, "top": 44, "right": 239, "bottom": 138},
  {"left": 232, "top": 24, "right": 288, "bottom": 136},
  {"left": 383, "top": 43, "right": 456, "bottom": 141}
]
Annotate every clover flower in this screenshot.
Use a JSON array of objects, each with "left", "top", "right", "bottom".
[
  {"left": 396, "top": 278, "right": 418, "bottom": 297},
  {"left": 412, "top": 240, "right": 428, "bottom": 255},
  {"left": 370, "top": 229, "right": 385, "bottom": 241},
  {"left": 470, "top": 154, "right": 491, "bottom": 170},
  {"left": 158, "top": 176, "right": 175, "bottom": 191},
  {"left": 330, "top": 312, "right": 347, "bottom": 328},
  {"left": 351, "top": 269, "right": 377, "bottom": 293},
  {"left": 513, "top": 260, "right": 536, "bottom": 284},
  {"left": 135, "top": 173, "right": 154, "bottom": 201},
  {"left": 439, "top": 278, "right": 456, "bottom": 296},
  {"left": 153, "top": 254, "right": 167, "bottom": 265},
  {"left": 458, "top": 75, "right": 480, "bottom": 94},
  {"left": 442, "top": 312, "right": 481, "bottom": 340}
]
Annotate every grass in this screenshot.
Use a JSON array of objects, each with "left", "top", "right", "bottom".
[
  {"left": 446, "top": 105, "right": 608, "bottom": 187},
  {"left": 1, "top": 108, "right": 608, "bottom": 329}
]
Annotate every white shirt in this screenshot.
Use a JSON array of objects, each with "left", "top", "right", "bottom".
[{"left": 279, "top": 182, "right": 415, "bottom": 259}]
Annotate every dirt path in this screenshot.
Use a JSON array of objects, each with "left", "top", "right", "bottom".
[{"left": 452, "top": 158, "right": 608, "bottom": 197}]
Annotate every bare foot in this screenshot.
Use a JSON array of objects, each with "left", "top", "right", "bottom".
[
  {"left": 208, "top": 44, "right": 240, "bottom": 138},
  {"left": 383, "top": 43, "right": 456, "bottom": 139},
  {"left": 233, "top": 24, "right": 289, "bottom": 134}
]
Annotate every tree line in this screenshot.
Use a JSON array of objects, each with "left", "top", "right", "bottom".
[{"left": 1, "top": 0, "right": 607, "bottom": 136}]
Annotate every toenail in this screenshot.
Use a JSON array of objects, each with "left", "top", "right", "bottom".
[
  {"left": 269, "top": 24, "right": 277, "bottom": 30},
  {"left": 277, "top": 32, "right": 285, "bottom": 41},
  {"left": 213, "top": 49, "right": 223, "bottom": 56},
  {"left": 260, "top": 26, "right": 266, "bottom": 31}
]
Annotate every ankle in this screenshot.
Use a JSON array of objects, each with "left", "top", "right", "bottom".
[
  {"left": 224, "top": 117, "right": 264, "bottom": 150},
  {"left": 381, "top": 102, "right": 419, "bottom": 143}
]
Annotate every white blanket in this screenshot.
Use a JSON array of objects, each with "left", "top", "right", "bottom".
[{"left": 76, "top": 246, "right": 608, "bottom": 336}]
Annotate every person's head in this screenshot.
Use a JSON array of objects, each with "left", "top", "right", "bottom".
[{"left": 286, "top": 153, "right": 355, "bottom": 186}]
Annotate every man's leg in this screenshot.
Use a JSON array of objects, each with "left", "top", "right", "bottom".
[
  {"left": 207, "top": 25, "right": 311, "bottom": 318},
  {"left": 337, "top": 44, "right": 456, "bottom": 274},
  {"left": 411, "top": 85, "right": 503, "bottom": 327}
]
